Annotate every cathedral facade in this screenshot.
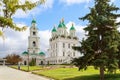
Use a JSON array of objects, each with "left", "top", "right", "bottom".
[{"left": 46, "top": 19, "right": 80, "bottom": 64}]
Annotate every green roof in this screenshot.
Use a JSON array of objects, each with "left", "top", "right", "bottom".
[
  {"left": 70, "top": 24, "right": 75, "bottom": 30},
  {"left": 58, "top": 18, "right": 66, "bottom": 28},
  {"left": 52, "top": 27, "right": 57, "bottom": 32},
  {"left": 22, "top": 51, "right": 28, "bottom": 55},
  {"left": 39, "top": 52, "right": 45, "bottom": 55},
  {"left": 58, "top": 22, "right": 63, "bottom": 28},
  {"left": 31, "top": 19, "right": 36, "bottom": 23}
]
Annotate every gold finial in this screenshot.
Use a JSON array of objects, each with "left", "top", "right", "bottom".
[
  {"left": 61, "top": 18, "right": 64, "bottom": 22},
  {"left": 72, "top": 23, "right": 74, "bottom": 26},
  {"left": 54, "top": 24, "right": 56, "bottom": 28}
]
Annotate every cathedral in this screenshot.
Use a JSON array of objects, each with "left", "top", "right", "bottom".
[
  {"left": 46, "top": 19, "right": 80, "bottom": 64},
  {"left": 22, "top": 18, "right": 80, "bottom": 65}
]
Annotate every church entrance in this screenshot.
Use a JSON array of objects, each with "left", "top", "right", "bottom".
[
  {"left": 40, "top": 61, "right": 43, "bottom": 65},
  {"left": 24, "top": 61, "right": 27, "bottom": 65}
]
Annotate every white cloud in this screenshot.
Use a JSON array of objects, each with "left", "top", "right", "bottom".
[
  {"left": 0, "top": 24, "right": 29, "bottom": 57},
  {"left": 13, "top": 0, "right": 54, "bottom": 18},
  {"left": 110, "top": 0, "right": 116, "bottom": 2},
  {"left": 116, "top": 17, "right": 120, "bottom": 23},
  {"left": 59, "top": 0, "right": 91, "bottom": 5},
  {"left": 0, "top": 23, "right": 51, "bottom": 58},
  {"left": 39, "top": 30, "right": 51, "bottom": 52}
]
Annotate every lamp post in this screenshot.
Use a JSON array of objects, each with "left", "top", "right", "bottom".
[{"left": 28, "top": 50, "right": 29, "bottom": 72}]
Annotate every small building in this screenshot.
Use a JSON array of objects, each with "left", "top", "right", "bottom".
[{"left": 0, "top": 58, "right": 6, "bottom": 65}]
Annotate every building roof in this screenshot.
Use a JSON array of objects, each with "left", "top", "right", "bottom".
[
  {"left": 58, "top": 18, "right": 66, "bottom": 28},
  {"left": 39, "top": 52, "right": 45, "bottom": 55},
  {"left": 22, "top": 51, "right": 28, "bottom": 55},
  {"left": 31, "top": 19, "right": 36, "bottom": 23},
  {"left": 52, "top": 26, "right": 57, "bottom": 32},
  {"left": 70, "top": 23, "right": 75, "bottom": 30}
]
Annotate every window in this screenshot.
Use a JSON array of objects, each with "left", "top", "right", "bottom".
[
  {"left": 33, "top": 27, "right": 35, "bottom": 30},
  {"left": 33, "top": 32, "right": 36, "bottom": 35},
  {"left": 33, "top": 50, "right": 35, "bottom": 53},
  {"left": 73, "top": 52, "right": 75, "bottom": 56},
  {"left": 63, "top": 43, "right": 65, "bottom": 48},
  {"left": 33, "top": 41, "right": 36, "bottom": 47},
  {"left": 63, "top": 52, "right": 65, "bottom": 56},
  {"left": 68, "top": 44, "right": 70, "bottom": 48},
  {"left": 56, "top": 43, "right": 57, "bottom": 48}
]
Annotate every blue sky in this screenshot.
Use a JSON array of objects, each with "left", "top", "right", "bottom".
[
  {"left": 13, "top": 0, "right": 94, "bottom": 30},
  {"left": 0, "top": 0, "right": 120, "bottom": 58},
  {"left": 12, "top": 0, "right": 120, "bottom": 30}
]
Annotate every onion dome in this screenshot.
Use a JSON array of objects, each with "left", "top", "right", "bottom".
[
  {"left": 39, "top": 52, "right": 45, "bottom": 56},
  {"left": 58, "top": 18, "right": 66, "bottom": 28},
  {"left": 22, "top": 51, "right": 28, "bottom": 55},
  {"left": 31, "top": 19, "right": 36, "bottom": 23},
  {"left": 52, "top": 26, "right": 57, "bottom": 32},
  {"left": 70, "top": 23, "right": 75, "bottom": 30}
]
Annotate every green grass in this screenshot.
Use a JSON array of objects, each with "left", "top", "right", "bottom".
[
  {"left": 11, "top": 66, "right": 43, "bottom": 71},
  {"left": 34, "top": 66, "right": 120, "bottom": 80}
]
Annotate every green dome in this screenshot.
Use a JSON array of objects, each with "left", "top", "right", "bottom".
[
  {"left": 58, "top": 22, "right": 63, "bottom": 28},
  {"left": 22, "top": 51, "right": 28, "bottom": 55},
  {"left": 31, "top": 19, "right": 36, "bottom": 23},
  {"left": 58, "top": 18, "right": 66, "bottom": 28},
  {"left": 39, "top": 52, "right": 45, "bottom": 55},
  {"left": 70, "top": 24, "right": 75, "bottom": 30},
  {"left": 62, "top": 22, "right": 66, "bottom": 28},
  {"left": 52, "top": 27, "right": 57, "bottom": 32}
]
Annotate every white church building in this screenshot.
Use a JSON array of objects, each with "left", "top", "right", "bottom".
[
  {"left": 46, "top": 19, "right": 80, "bottom": 64},
  {"left": 22, "top": 19, "right": 45, "bottom": 65},
  {"left": 22, "top": 19, "right": 80, "bottom": 65}
]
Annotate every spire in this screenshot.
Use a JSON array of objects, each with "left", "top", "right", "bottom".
[
  {"left": 70, "top": 23, "right": 75, "bottom": 30},
  {"left": 52, "top": 25, "right": 57, "bottom": 32},
  {"left": 61, "top": 18, "right": 64, "bottom": 23}
]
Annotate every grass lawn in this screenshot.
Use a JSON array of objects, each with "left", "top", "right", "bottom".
[
  {"left": 11, "top": 66, "right": 43, "bottom": 71},
  {"left": 34, "top": 66, "right": 120, "bottom": 80}
]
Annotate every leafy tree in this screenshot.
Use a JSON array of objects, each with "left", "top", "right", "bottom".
[
  {"left": 29, "top": 58, "right": 36, "bottom": 66},
  {"left": 72, "top": 0, "right": 120, "bottom": 80},
  {"left": 0, "top": 0, "right": 45, "bottom": 37},
  {"left": 5, "top": 54, "right": 22, "bottom": 65}
]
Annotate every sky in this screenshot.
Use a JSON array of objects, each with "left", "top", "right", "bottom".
[{"left": 0, "top": 0, "right": 120, "bottom": 58}]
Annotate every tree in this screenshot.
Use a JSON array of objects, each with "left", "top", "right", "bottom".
[
  {"left": 5, "top": 54, "right": 22, "bottom": 65},
  {"left": 29, "top": 58, "right": 36, "bottom": 66},
  {"left": 72, "top": 0, "right": 120, "bottom": 80},
  {"left": 0, "top": 0, "right": 45, "bottom": 37}
]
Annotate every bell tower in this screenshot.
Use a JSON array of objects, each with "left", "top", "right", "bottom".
[{"left": 28, "top": 19, "right": 40, "bottom": 55}]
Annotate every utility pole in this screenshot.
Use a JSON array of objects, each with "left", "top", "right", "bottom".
[{"left": 28, "top": 51, "right": 29, "bottom": 72}]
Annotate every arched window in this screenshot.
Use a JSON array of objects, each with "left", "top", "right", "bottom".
[
  {"left": 63, "top": 43, "right": 65, "bottom": 48},
  {"left": 73, "top": 52, "right": 75, "bottom": 56},
  {"left": 33, "top": 32, "right": 36, "bottom": 35},
  {"left": 68, "top": 44, "right": 70, "bottom": 48},
  {"left": 33, "top": 50, "right": 35, "bottom": 53},
  {"left": 63, "top": 52, "right": 65, "bottom": 56},
  {"left": 33, "top": 41, "right": 36, "bottom": 47}
]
